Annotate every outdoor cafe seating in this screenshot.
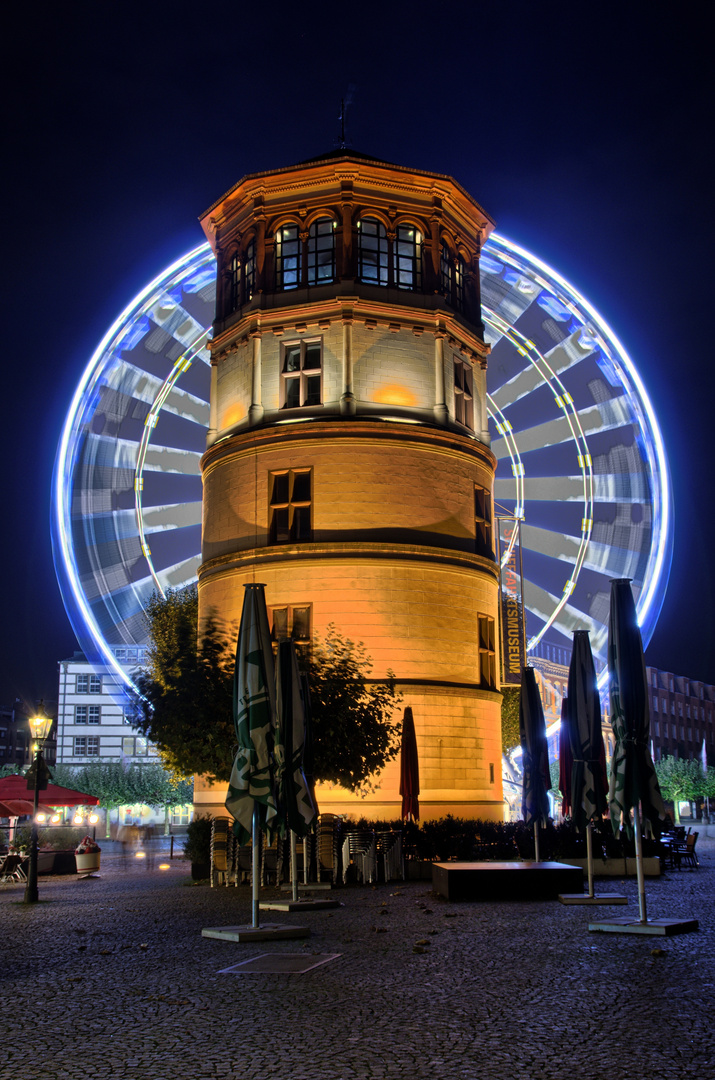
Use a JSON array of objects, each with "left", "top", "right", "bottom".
[{"left": 0, "top": 853, "right": 29, "bottom": 883}]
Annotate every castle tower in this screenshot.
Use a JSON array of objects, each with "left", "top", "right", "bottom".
[{"left": 195, "top": 151, "right": 503, "bottom": 820}]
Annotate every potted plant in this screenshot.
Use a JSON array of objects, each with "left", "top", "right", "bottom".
[
  {"left": 183, "top": 815, "right": 212, "bottom": 879},
  {"left": 75, "top": 835, "right": 101, "bottom": 875}
]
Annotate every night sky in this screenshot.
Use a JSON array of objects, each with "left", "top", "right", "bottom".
[{"left": 2, "top": 2, "right": 712, "bottom": 709}]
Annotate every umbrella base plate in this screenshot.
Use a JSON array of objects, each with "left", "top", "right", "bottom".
[
  {"left": 559, "top": 893, "right": 628, "bottom": 905},
  {"left": 260, "top": 899, "right": 341, "bottom": 911},
  {"left": 280, "top": 882, "right": 333, "bottom": 891},
  {"left": 202, "top": 923, "right": 310, "bottom": 942},
  {"left": 588, "top": 917, "right": 699, "bottom": 936}
]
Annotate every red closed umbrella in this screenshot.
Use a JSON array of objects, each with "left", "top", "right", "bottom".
[
  {"left": 0, "top": 775, "right": 100, "bottom": 817},
  {"left": 399, "top": 707, "right": 420, "bottom": 821}
]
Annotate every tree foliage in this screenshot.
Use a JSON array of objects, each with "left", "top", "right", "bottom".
[
  {"left": 307, "top": 625, "right": 401, "bottom": 792},
  {"left": 131, "top": 589, "right": 235, "bottom": 782},
  {"left": 500, "top": 686, "right": 521, "bottom": 753},
  {"left": 131, "top": 591, "right": 401, "bottom": 792},
  {"left": 51, "top": 761, "right": 194, "bottom": 811},
  {"left": 654, "top": 755, "right": 703, "bottom": 822}
]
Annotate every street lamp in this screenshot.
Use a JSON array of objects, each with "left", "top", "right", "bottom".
[{"left": 23, "top": 703, "right": 53, "bottom": 904}]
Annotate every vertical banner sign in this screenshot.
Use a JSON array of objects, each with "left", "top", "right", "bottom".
[{"left": 498, "top": 518, "right": 526, "bottom": 684}]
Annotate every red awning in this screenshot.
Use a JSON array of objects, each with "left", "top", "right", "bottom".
[{"left": 0, "top": 776, "right": 100, "bottom": 817}]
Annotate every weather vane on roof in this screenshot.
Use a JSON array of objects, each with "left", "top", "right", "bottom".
[{"left": 337, "top": 85, "right": 355, "bottom": 149}]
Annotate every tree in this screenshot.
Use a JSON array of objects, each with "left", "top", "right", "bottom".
[
  {"left": 132, "top": 590, "right": 235, "bottom": 783},
  {"left": 307, "top": 625, "right": 401, "bottom": 792},
  {"left": 51, "top": 761, "right": 193, "bottom": 836},
  {"left": 500, "top": 686, "right": 521, "bottom": 753},
  {"left": 654, "top": 755, "right": 703, "bottom": 823},
  {"left": 131, "top": 591, "right": 401, "bottom": 792}
]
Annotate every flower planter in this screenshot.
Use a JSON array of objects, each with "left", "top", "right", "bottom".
[{"left": 75, "top": 852, "right": 101, "bottom": 874}]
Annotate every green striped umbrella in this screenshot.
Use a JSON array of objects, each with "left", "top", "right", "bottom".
[
  {"left": 225, "top": 583, "right": 281, "bottom": 847},
  {"left": 519, "top": 666, "right": 551, "bottom": 858},
  {"left": 275, "top": 638, "right": 317, "bottom": 838}
]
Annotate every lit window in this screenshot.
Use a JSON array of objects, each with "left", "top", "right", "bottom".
[
  {"left": 281, "top": 340, "right": 322, "bottom": 408},
  {"left": 478, "top": 615, "right": 497, "bottom": 690},
  {"left": 75, "top": 705, "right": 88, "bottom": 724},
  {"left": 307, "top": 218, "right": 336, "bottom": 285},
  {"left": 276, "top": 224, "right": 301, "bottom": 290},
  {"left": 76, "top": 674, "right": 88, "bottom": 693},
  {"left": 122, "top": 736, "right": 135, "bottom": 756},
  {"left": 474, "top": 485, "right": 493, "bottom": 559},
  {"left": 454, "top": 256, "right": 466, "bottom": 312},
  {"left": 269, "top": 470, "right": 312, "bottom": 544},
  {"left": 135, "top": 737, "right": 148, "bottom": 756},
  {"left": 358, "top": 218, "right": 388, "bottom": 284},
  {"left": 88, "top": 706, "right": 101, "bottom": 725},
  {"left": 394, "top": 224, "right": 422, "bottom": 290},
  {"left": 454, "top": 359, "right": 474, "bottom": 429}
]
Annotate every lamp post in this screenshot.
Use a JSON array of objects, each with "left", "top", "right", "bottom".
[{"left": 24, "top": 703, "right": 53, "bottom": 904}]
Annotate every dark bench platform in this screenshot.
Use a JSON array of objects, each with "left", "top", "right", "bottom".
[{"left": 432, "top": 860, "right": 584, "bottom": 901}]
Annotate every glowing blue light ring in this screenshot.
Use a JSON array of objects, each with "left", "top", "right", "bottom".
[{"left": 53, "top": 242, "right": 214, "bottom": 689}]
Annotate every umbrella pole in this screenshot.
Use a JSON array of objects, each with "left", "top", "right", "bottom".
[
  {"left": 586, "top": 822, "right": 594, "bottom": 898},
  {"left": 304, "top": 830, "right": 310, "bottom": 885},
  {"left": 251, "top": 805, "right": 260, "bottom": 929},
  {"left": 533, "top": 821, "right": 540, "bottom": 862},
  {"left": 632, "top": 803, "right": 647, "bottom": 924},
  {"left": 290, "top": 830, "right": 298, "bottom": 903}
]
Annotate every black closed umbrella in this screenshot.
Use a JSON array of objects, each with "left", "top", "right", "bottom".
[{"left": 519, "top": 666, "right": 551, "bottom": 860}]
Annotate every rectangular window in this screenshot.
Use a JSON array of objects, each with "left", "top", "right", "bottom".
[
  {"left": 269, "top": 470, "right": 312, "bottom": 543},
  {"left": 89, "top": 674, "right": 101, "bottom": 693},
  {"left": 75, "top": 705, "right": 88, "bottom": 724},
  {"left": 76, "top": 674, "right": 88, "bottom": 693},
  {"left": 269, "top": 604, "right": 312, "bottom": 644},
  {"left": 478, "top": 614, "right": 497, "bottom": 690},
  {"left": 244, "top": 239, "right": 256, "bottom": 301},
  {"left": 454, "top": 358, "right": 474, "bottom": 429},
  {"left": 136, "top": 737, "right": 148, "bottom": 756},
  {"left": 122, "top": 736, "right": 135, "bottom": 756},
  {"left": 454, "top": 257, "right": 466, "bottom": 312},
  {"left": 688, "top": 728, "right": 692, "bottom": 741},
  {"left": 474, "top": 485, "right": 493, "bottom": 558},
  {"left": 393, "top": 225, "right": 422, "bottom": 290},
  {"left": 686, "top": 704, "right": 691, "bottom": 718},
  {"left": 307, "top": 219, "right": 336, "bottom": 285},
  {"left": 88, "top": 705, "right": 100, "bottom": 725},
  {"left": 358, "top": 218, "right": 389, "bottom": 284},
  {"left": 275, "top": 224, "right": 301, "bottom": 290},
  {"left": 86, "top": 736, "right": 100, "bottom": 757},
  {"left": 654, "top": 721, "right": 660, "bottom": 736},
  {"left": 652, "top": 695, "right": 658, "bottom": 712},
  {"left": 281, "top": 340, "right": 322, "bottom": 408}
]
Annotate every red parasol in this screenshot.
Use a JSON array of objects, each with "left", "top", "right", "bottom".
[
  {"left": 0, "top": 775, "right": 100, "bottom": 817},
  {"left": 399, "top": 707, "right": 420, "bottom": 821}
]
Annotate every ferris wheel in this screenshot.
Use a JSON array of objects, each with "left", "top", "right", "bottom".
[{"left": 52, "top": 236, "right": 672, "bottom": 690}]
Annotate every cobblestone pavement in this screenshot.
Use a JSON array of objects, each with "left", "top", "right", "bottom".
[{"left": 2, "top": 840, "right": 713, "bottom": 1080}]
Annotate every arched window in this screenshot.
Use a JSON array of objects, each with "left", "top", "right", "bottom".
[
  {"left": 454, "top": 256, "right": 466, "bottom": 312},
  {"left": 307, "top": 218, "right": 336, "bottom": 285},
  {"left": 440, "top": 243, "right": 452, "bottom": 301},
  {"left": 275, "top": 224, "right": 301, "bottom": 290},
  {"left": 244, "top": 240, "right": 256, "bottom": 301},
  {"left": 358, "top": 217, "right": 388, "bottom": 284},
  {"left": 230, "top": 253, "right": 241, "bottom": 312},
  {"left": 394, "top": 224, "right": 422, "bottom": 290}
]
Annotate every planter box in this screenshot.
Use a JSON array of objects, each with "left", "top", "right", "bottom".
[
  {"left": 37, "top": 851, "right": 55, "bottom": 875},
  {"left": 561, "top": 856, "right": 661, "bottom": 878},
  {"left": 405, "top": 860, "right": 434, "bottom": 880},
  {"left": 75, "top": 852, "right": 101, "bottom": 874}
]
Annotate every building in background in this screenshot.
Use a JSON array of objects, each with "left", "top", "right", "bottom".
[
  {"left": 0, "top": 700, "right": 56, "bottom": 769},
  {"left": 196, "top": 150, "right": 503, "bottom": 821},
  {"left": 56, "top": 649, "right": 151, "bottom": 765},
  {"left": 647, "top": 667, "right": 714, "bottom": 765}
]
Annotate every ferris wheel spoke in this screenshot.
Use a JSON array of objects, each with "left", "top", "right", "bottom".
[{"left": 138, "top": 502, "right": 203, "bottom": 533}]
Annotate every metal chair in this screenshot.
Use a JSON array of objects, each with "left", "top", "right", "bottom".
[
  {"left": 378, "top": 831, "right": 404, "bottom": 882},
  {"left": 342, "top": 830, "right": 377, "bottom": 884}
]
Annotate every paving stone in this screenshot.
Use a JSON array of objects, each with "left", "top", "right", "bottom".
[{"left": 1, "top": 840, "right": 713, "bottom": 1080}]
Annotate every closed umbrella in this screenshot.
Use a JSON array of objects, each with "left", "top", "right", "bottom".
[
  {"left": 519, "top": 665, "right": 551, "bottom": 860},
  {"left": 399, "top": 706, "right": 420, "bottom": 821},
  {"left": 225, "top": 583, "right": 280, "bottom": 928},
  {"left": 607, "top": 578, "right": 665, "bottom": 922},
  {"left": 564, "top": 630, "right": 619, "bottom": 903},
  {"left": 299, "top": 670, "right": 318, "bottom": 885},
  {"left": 558, "top": 698, "right": 572, "bottom": 818},
  {"left": 275, "top": 638, "right": 317, "bottom": 900}
]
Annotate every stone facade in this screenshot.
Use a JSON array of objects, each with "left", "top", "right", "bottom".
[{"left": 195, "top": 152, "right": 503, "bottom": 820}]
